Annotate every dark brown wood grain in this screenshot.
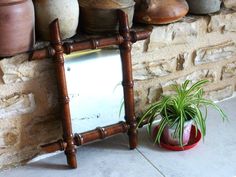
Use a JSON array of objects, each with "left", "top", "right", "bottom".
[
  {"left": 32, "top": 11, "right": 151, "bottom": 169},
  {"left": 41, "top": 121, "right": 129, "bottom": 153},
  {"left": 118, "top": 10, "right": 137, "bottom": 149},
  {"left": 50, "top": 19, "right": 77, "bottom": 169}
]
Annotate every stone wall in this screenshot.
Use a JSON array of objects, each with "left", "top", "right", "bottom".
[
  {"left": 132, "top": 9, "right": 236, "bottom": 114},
  {"left": 0, "top": 9, "right": 236, "bottom": 169},
  {"left": 0, "top": 55, "right": 61, "bottom": 169}
]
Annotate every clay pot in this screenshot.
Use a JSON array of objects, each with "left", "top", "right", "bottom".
[
  {"left": 134, "top": 0, "right": 189, "bottom": 24},
  {"left": 79, "top": 0, "right": 135, "bottom": 34},
  {"left": 162, "top": 120, "right": 193, "bottom": 146},
  {"left": 186, "top": 0, "right": 222, "bottom": 14},
  {"left": 0, "top": 0, "right": 35, "bottom": 57},
  {"left": 34, "top": 0, "right": 79, "bottom": 40}
]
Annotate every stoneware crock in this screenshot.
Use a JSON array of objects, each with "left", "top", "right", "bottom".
[
  {"left": 34, "top": 0, "right": 79, "bottom": 40},
  {"left": 0, "top": 0, "right": 35, "bottom": 57},
  {"left": 79, "top": 0, "right": 135, "bottom": 34}
]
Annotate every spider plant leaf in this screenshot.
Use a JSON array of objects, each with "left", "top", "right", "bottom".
[
  {"left": 194, "top": 106, "right": 206, "bottom": 137},
  {"left": 147, "top": 115, "right": 156, "bottom": 135},
  {"left": 118, "top": 99, "right": 124, "bottom": 118},
  {"left": 179, "top": 110, "right": 184, "bottom": 146},
  {"left": 193, "top": 119, "right": 199, "bottom": 137},
  {"left": 154, "top": 119, "right": 168, "bottom": 144},
  {"left": 173, "top": 118, "right": 181, "bottom": 138},
  {"left": 198, "top": 99, "right": 227, "bottom": 121},
  {"left": 186, "top": 80, "right": 209, "bottom": 95},
  {"left": 182, "top": 80, "right": 190, "bottom": 91}
]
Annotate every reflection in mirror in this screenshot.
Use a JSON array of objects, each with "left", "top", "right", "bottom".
[{"left": 64, "top": 48, "right": 124, "bottom": 133}]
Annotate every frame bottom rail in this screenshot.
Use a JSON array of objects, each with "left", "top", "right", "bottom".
[{"left": 41, "top": 121, "right": 129, "bottom": 153}]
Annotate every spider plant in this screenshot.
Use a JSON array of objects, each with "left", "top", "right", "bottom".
[{"left": 137, "top": 79, "right": 227, "bottom": 146}]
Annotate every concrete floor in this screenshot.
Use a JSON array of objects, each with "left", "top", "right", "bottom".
[{"left": 1, "top": 97, "right": 236, "bottom": 177}]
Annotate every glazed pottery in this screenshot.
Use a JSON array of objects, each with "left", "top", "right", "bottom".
[
  {"left": 134, "top": 0, "right": 189, "bottom": 24},
  {"left": 0, "top": 0, "right": 35, "bottom": 57},
  {"left": 153, "top": 125, "right": 201, "bottom": 151},
  {"left": 186, "top": 0, "right": 222, "bottom": 14},
  {"left": 162, "top": 120, "right": 193, "bottom": 146},
  {"left": 79, "top": 0, "right": 135, "bottom": 34},
  {"left": 34, "top": 0, "right": 79, "bottom": 40}
]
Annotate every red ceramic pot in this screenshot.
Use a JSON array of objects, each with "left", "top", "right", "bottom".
[
  {"left": 134, "top": 0, "right": 189, "bottom": 24},
  {"left": 153, "top": 125, "right": 202, "bottom": 151},
  {"left": 162, "top": 120, "right": 193, "bottom": 146},
  {"left": 0, "top": 0, "right": 35, "bottom": 57}
]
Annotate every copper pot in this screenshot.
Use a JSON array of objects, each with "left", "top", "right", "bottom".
[
  {"left": 0, "top": 0, "right": 35, "bottom": 57},
  {"left": 134, "top": 0, "right": 189, "bottom": 24},
  {"left": 79, "top": 0, "right": 135, "bottom": 34}
]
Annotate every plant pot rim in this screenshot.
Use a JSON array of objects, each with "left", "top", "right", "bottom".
[{"left": 153, "top": 125, "right": 201, "bottom": 151}]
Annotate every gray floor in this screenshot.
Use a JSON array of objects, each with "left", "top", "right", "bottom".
[{"left": 1, "top": 97, "right": 236, "bottom": 177}]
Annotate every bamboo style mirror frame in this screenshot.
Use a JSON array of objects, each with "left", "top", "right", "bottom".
[{"left": 30, "top": 10, "right": 151, "bottom": 169}]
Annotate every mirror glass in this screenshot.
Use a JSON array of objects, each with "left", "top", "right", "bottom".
[{"left": 64, "top": 48, "right": 124, "bottom": 133}]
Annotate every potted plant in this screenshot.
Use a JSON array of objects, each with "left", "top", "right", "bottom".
[{"left": 137, "top": 80, "right": 227, "bottom": 147}]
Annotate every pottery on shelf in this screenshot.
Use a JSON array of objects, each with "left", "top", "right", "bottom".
[
  {"left": 186, "top": 0, "right": 222, "bottom": 14},
  {"left": 34, "top": 0, "right": 79, "bottom": 40},
  {"left": 79, "top": 0, "right": 135, "bottom": 34},
  {"left": 0, "top": 0, "right": 35, "bottom": 57},
  {"left": 134, "top": 0, "right": 189, "bottom": 24}
]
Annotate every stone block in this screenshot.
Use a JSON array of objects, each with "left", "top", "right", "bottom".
[
  {"left": 222, "top": 61, "right": 236, "bottom": 79},
  {"left": 0, "top": 93, "right": 36, "bottom": 119},
  {"left": 21, "top": 118, "right": 61, "bottom": 147},
  {"left": 0, "top": 54, "right": 54, "bottom": 84},
  {"left": 148, "top": 16, "right": 208, "bottom": 49},
  {"left": 160, "top": 69, "right": 217, "bottom": 93},
  {"left": 147, "top": 87, "right": 163, "bottom": 104},
  {"left": 223, "top": 0, "right": 236, "bottom": 11},
  {"left": 132, "top": 39, "right": 149, "bottom": 55},
  {"left": 177, "top": 53, "right": 188, "bottom": 71},
  {"left": 194, "top": 41, "right": 236, "bottom": 65},
  {"left": 133, "top": 57, "right": 177, "bottom": 81},
  {"left": 208, "top": 10, "right": 236, "bottom": 32},
  {"left": 2, "top": 131, "right": 18, "bottom": 147},
  {"left": 0, "top": 147, "right": 39, "bottom": 169},
  {"left": 205, "top": 85, "right": 233, "bottom": 101}
]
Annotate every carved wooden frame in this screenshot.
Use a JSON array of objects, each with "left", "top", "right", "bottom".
[{"left": 30, "top": 10, "right": 151, "bottom": 169}]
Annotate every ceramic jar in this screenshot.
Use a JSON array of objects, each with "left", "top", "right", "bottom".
[
  {"left": 187, "top": 0, "right": 222, "bottom": 14},
  {"left": 79, "top": 0, "right": 135, "bottom": 34},
  {"left": 186, "top": 0, "right": 222, "bottom": 14},
  {"left": 0, "top": 0, "right": 35, "bottom": 57},
  {"left": 34, "top": 0, "right": 79, "bottom": 40},
  {"left": 134, "top": 0, "right": 189, "bottom": 24}
]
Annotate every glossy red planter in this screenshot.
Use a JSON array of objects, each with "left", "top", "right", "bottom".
[{"left": 153, "top": 125, "right": 201, "bottom": 151}]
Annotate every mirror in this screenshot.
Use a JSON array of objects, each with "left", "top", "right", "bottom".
[{"left": 64, "top": 48, "right": 124, "bottom": 133}]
